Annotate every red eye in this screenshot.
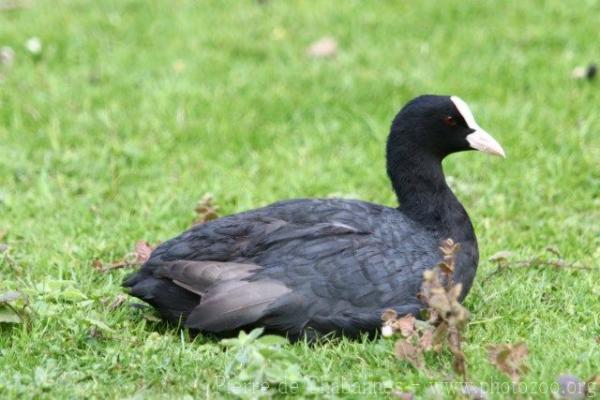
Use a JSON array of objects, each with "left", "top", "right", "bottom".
[{"left": 444, "top": 116, "right": 457, "bottom": 127}]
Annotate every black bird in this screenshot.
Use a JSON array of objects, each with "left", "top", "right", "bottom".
[{"left": 123, "top": 95, "right": 505, "bottom": 340}]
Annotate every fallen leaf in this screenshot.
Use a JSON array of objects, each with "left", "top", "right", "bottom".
[
  {"left": 450, "top": 343, "right": 467, "bottom": 378},
  {"left": 381, "top": 308, "right": 398, "bottom": 322},
  {"left": 545, "top": 245, "right": 561, "bottom": 257},
  {"left": 440, "top": 238, "right": 460, "bottom": 256},
  {"left": 450, "top": 282, "right": 463, "bottom": 298},
  {"left": 107, "top": 294, "right": 128, "bottom": 311},
  {"left": 437, "top": 239, "right": 460, "bottom": 283},
  {"left": 438, "top": 261, "right": 454, "bottom": 275},
  {"left": 393, "top": 314, "right": 416, "bottom": 337},
  {"left": 306, "top": 37, "right": 337, "bottom": 59},
  {"left": 144, "top": 313, "right": 161, "bottom": 322},
  {"left": 488, "top": 250, "right": 513, "bottom": 263},
  {"left": 484, "top": 248, "right": 592, "bottom": 282},
  {"left": 134, "top": 241, "right": 153, "bottom": 263},
  {"left": 394, "top": 340, "right": 424, "bottom": 369},
  {"left": 419, "top": 328, "right": 433, "bottom": 351},
  {"left": 93, "top": 241, "right": 155, "bottom": 272},
  {"left": 431, "top": 322, "right": 448, "bottom": 351},
  {"left": 92, "top": 259, "right": 131, "bottom": 272},
  {"left": 585, "top": 375, "right": 600, "bottom": 397},
  {"left": 408, "top": 239, "right": 470, "bottom": 380},
  {"left": 194, "top": 194, "right": 219, "bottom": 225},
  {"left": 487, "top": 342, "right": 528, "bottom": 384}
]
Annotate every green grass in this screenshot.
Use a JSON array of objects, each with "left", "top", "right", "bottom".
[{"left": 1, "top": 0, "right": 599, "bottom": 398}]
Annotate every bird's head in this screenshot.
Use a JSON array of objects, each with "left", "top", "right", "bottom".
[{"left": 388, "top": 95, "right": 505, "bottom": 160}]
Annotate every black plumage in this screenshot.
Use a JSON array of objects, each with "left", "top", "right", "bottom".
[{"left": 123, "top": 95, "right": 504, "bottom": 340}]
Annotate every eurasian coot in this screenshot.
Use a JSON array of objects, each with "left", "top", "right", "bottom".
[{"left": 124, "top": 95, "right": 505, "bottom": 340}]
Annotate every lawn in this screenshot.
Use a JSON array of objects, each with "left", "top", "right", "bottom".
[{"left": 1, "top": 0, "right": 599, "bottom": 398}]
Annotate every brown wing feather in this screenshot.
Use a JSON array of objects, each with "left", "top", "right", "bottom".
[
  {"left": 148, "top": 260, "right": 293, "bottom": 332},
  {"left": 154, "top": 260, "right": 261, "bottom": 295},
  {"left": 186, "top": 279, "right": 292, "bottom": 332}
]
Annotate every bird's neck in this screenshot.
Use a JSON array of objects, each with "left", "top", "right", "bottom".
[{"left": 387, "top": 152, "right": 475, "bottom": 243}]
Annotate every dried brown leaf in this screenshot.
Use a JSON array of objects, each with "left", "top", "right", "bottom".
[
  {"left": 387, "top": 238, "right": 472, "bottom": 381},
  {"left": 448, "top": 308, "right": 469, "bottom": 328},
  {"left": 427, "top": 292, "right": 451, "bottom": 316},
  {"left": 449, "top": 283, "right": 463, "bottom": 301},
  {"left": 93, "top": 241, "right": 155, "bottom": 272},
  {"left": 439, "top": 238, "right": 460, "bottom": 255},
  {"left": 419, "top": 328, "right": 433, "bottom": 351},
  {"left": 144, "top": 313, "right": 161, "bottom": 322},
  {"left": 585, "top": 375, "right": 600, "bottom": 396},
  {"left": 487, "top": 342, "right": 528, "bottom": 384},
  {"left": 394, "top": 340, "right": 424, "bottom": 369},
  {"left": 488, "top": 250, "right": 514, "bottom": 263},
  {"left": 93, "top": 258, "right": 131, "bottom": 272},
  {"left": 107, "top": 294, "right": 128, "bottom": 311},
  {"left": 381, "top": 308, "right": 398, "bottom": 322},
  {"left": 449, "top": 332, "right": 466, "bottom": 379},
  {"left": 431, "top": 322, "right": 448, "bottom": 351},
  {"left": 393, "top": 315, "right": 416, "bottom": 337},
  {"left": 194, "top": 194, "right": 219, "bottom": 225},
  {"left": 134, "top": 241, "right": 153, "bottom": 263},
  {"left": 438, "top": 262, "right": 454, "bottom": 275},
  {"left": 447, "top": 327, "right": 460, "bottom": 350},
  {"left": 423, "top": 269, "right": 435, "bottom": 282},
  {"left": 545, "top": 245, "right": 561, "bottom": 257},
  {"left": 452, "top": 354, "right": 467, "bottom": 379},
  {"left": 511, "top": 342, "right": 528, "bottom": 362}
]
